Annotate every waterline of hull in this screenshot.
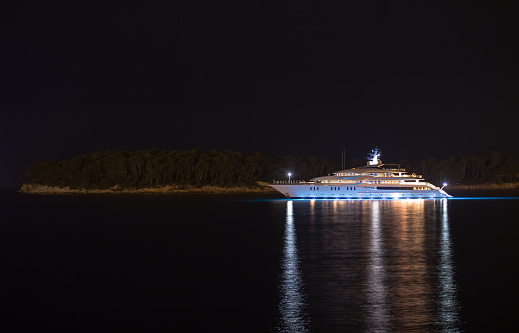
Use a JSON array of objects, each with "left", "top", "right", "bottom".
[
  {"left": 270, "top": 185, "right": 451, "bottom": 199},
  {"left": 279, "top": 197, "right": 449, "bottom": 200}
]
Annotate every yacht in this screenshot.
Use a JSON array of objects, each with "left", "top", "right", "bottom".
[{"left": 270, "top": 148, "right": 452, "bottom": 199}]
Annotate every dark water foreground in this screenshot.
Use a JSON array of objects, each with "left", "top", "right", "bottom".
[{"left": 1, "top": 191, "right": 518, "bottom": 331}]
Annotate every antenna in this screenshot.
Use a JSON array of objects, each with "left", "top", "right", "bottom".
[{"left": 341, "top": 147, "right": 345, "bottom": 170}]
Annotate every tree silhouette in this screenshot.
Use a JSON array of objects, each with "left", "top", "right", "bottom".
[{"left": 24, "top": 149, "right": 518, "bottom": 189}]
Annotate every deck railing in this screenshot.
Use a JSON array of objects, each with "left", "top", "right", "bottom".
[{"left": 272, "top": 180, "right": 306, "bottom": 184}]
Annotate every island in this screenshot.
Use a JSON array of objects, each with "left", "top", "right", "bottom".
[{"left": 20, "top": 149, "right": 519, "bottom": 195}]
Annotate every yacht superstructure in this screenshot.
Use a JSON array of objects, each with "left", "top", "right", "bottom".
[{"left": 270, "top": 148, "right": 451, "bottom": 199}]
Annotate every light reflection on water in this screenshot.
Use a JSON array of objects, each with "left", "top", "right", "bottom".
[
  {"left": 277, "top": 199, "right": 462, "bottom": 332},
  {"left": 278, "top": 200, "right": 309, "bottom": 332},
  {"left": 437, "top": 199, "right": 461, "bottom": 332},
  {"left": 366, "top": 200, "right": 391, "bottom": 332}
]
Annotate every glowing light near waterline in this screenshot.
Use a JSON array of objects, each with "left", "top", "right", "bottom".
[{"left": 282, "top": 197, "right": 453, "bottom": 201}]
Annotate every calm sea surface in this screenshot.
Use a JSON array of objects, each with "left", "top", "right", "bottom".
[{"left": 1, "top": 191, "right": 519, "bottom": 332}]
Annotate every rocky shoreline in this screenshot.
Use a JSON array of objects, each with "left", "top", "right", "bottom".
[
  {"left": 19, "top": 182, "right": 519, "bottom": 195},
  {"left": 19, "top": 183, "right": 277, "bottom": 195}
]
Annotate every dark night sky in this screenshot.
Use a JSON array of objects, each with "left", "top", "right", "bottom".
[{"left": 1, "top": 0, "right": 518, "bottom": 188}]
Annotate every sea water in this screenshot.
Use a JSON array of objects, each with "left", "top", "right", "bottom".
[{"left": 1, "top": 191, "right": 518, "bottom": 331}]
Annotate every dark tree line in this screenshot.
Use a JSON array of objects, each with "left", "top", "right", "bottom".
[
  {"left": 399, "top": 153, "right": 519, "bottom": 185},
  {"left": 25, "top": 149, "right": 519, "bottom": 189},
  {"left": 339, "top": 153, "right": 518, "bottom": 185},
  {"left": 342, "top": 153, "right": 518, "bottom": 185},
  {"left": 24, "top": 149, "right": 338, "bottom": 189}
]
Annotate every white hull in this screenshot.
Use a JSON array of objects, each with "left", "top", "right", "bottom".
[{"left": 270, "top": 184, "right": 451, "bottom": 199}]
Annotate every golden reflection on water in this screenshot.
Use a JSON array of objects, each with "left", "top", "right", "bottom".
[
  {"left": 385, "top": 199, "right": 434, "bottom": 330},
  {"left": 278, "top": 199, "right": 460, "bottom": 331}
]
